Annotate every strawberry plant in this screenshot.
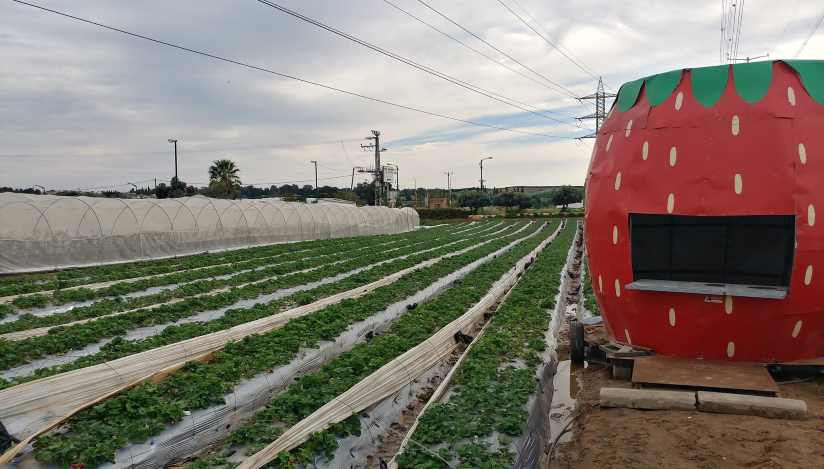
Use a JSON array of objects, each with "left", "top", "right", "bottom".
[
  {"left": 189, "top": 222, "right": 557, "bottom": 467},
  {"left": 0, "top": 222, "right": 491, "bottom": 333},
  {"left": 0, "top": 223, "right": 514, "bottom": 372},
  {"left": 29, "top": 222, "right": 546, "bottom": 468},
  {"left": 397, "top": 222, "right": 576, "bottom": 468}
]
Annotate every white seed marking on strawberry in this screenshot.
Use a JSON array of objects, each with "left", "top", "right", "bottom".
[
  {"left": 734, "top": 174, "right": 743, "bottom": 194},
  {"left": 792, "top": 320, "right": 802, "bottom": 338},
  {"left": 788, "top": 87, "right": 796, "bottom": 106},
  {"left": 642, "top": 141, "right": 649, "bottom": 160},
  {"left": 732, "top": 115, "right": 740, "bottom": 135},
  {"left": 675, "top": 92, "right": 684, "bottom": 110},
  {"left": 799, "top": 143, "right": 807, "bottom": 164}
]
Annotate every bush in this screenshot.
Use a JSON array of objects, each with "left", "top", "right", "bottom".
[
  {"left": 457, "top": 190, "right": 491, "bottom": 214},
  {"left": 492, "top": 192, "right": 533, "bottom": 210},
  {"left": 416, "top": 208, "right": 469, "bottom": 220}
]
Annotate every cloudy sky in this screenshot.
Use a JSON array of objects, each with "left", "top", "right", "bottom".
[{"left": 1, "top": 0, "right": 823, "bottom": 192}]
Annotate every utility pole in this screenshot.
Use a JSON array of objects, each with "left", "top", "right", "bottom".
[
  {"left": 444, "top": 171, "right": 453, "bottom": 207},
  {"left": 350, "top": 167, "right": 355, "bottom": 202},
  {"left": 167, "top": 139, "right": 179, "bottom": 197},
  {"left": 578, "top": 77, "right": 617, "bottom": 138},
  {"left": 414, "top": 178, "right": 417, "bottom": 207},
  {"left": 479, "top": 157, "right": 492, "bottom": 192},
  {"left": 310, "top": 160, "right": 318, "bottom": 203},
  {"left": 360, "top": 130, "right": 387, "bottom": 206}
]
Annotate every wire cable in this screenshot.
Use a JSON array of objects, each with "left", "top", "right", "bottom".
[
  {"left": 382, "top": 0, "right": 582, "bottom": 120},
  {"left": 316, "top": 163, "right": 350, "bottom": 172},
  {"left": 341, "top": 141, "right": 355, "bottom": 167},
  {"left": 76, "top": 178, "right": 156, "bottom": 191},
  {"left": 498, "top": 0, "right": 603, "bottom": 85},
  {"left": 9, "top": 0, "right": 577, "bottom": 140},
  {"left": 254, "top": 0, "right": 583, "bottom": 128},
  {"left": 416, "top": 0, "right": 578, "bottom": 99},
  {"left": 0, "top": 138, "right": 367, "bottom": 159},
  {"left": 771, "top": 0, "right": 802, "bottom": 54},
  {"left": 794, "top": 9, "right": 824, "bottom": 58},
  {"left": 733, "top": 0, "right": 745, "bottom": 61}
]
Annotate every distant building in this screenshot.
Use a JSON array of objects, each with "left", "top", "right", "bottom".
[
  {"left": 429, "top": 197, "right": 448, "bottom": 209},
  {"left": 500, "top": 185, "right": 583, "bottom": 194}
]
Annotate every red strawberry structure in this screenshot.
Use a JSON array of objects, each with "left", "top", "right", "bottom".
[{"left": 585, "top": 60, "right": 823, "bottom": 362}]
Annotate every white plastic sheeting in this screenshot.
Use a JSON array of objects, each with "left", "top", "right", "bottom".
[{"left": 0, "top": 193, "right": 419, "bottom": 273}]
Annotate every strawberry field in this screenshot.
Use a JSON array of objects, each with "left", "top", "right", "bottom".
[{"left": 0, "top": 219, "right": 579, "bottom": 469}]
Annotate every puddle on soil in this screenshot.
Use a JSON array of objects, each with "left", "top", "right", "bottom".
[{"left": 549, "top": 359, "right": 585, "bottom": 445}]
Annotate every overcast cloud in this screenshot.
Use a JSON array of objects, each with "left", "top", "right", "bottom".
[{"left": 1, "top": 0, "right": 823, "bottom": 191}]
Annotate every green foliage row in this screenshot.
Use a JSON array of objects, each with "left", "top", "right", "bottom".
[
  {"left": 0, "top": 222, "right": 491, "bottom": 333},
  {"left": 0, "top": 223, "right": 467, "bottom": 298},
  {"left": 583, "top": 256, "right": 600, "bottom": 316},
  {"left": 0, "top": 222, "right": 513, "bottom": 374},
  {"left": 416, "top": 208, "right": 470, "bottom": 220},
  {"left": 397, "top": 221, "right": 577, "bottom": 469},
  {"left": 0, "top": 223, "right": 520, "bottom": 390},
  {"left": 192, "top": 222, "right": 557, "bottom": 469},
  {"left": 31, "top": 222, "right": 547, "bottom": 468},
  {"left": 10, "top": 235, "right": 399, "bottom": 309}
]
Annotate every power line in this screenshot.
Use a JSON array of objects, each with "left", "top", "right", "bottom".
[
  {"left": 733, "top": 0, "right": 745, "bottom": 61},
  {"left": 76, "top": 178, "right": 155, "bottom": 191},
  {"left": 237, "top": 174, "right": 353, "bottom": 187},
  {"left": 509, "top": 0, "right": 613, "bottom": 92},
  {"left": 0, "top": 138, "right": 367, "bottom": 159},
  {"left": 10, "top": 0, "right": 575, "bottom": 140},
  {"left": 382, "top": 0, "right": 582, "bottom": 121},
  {"left": 794, "top": 9, "right": 824, "bottom": 58},
  {"left": 316, "top": 163, "right": 350, "bottom": 172},
  {"left": 341, "top": 141, "right": 355, "bottom": 167},
  {"left": 771, "top": 0, "right": 802, "bottom": 54},
  {"left": 254, "top": 1, "right": 583, "bottom": 129},
  {"left": 495, "top": 0, "right": 600, "bottom": 83},
  {"left": 415, "top": 0, "right": 579, "bottom": 99}
]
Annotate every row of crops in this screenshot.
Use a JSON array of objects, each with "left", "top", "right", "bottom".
[
  {"left": 0, "top": 219, "right": 578, "bottom": 469},
  {"left": 0, "top": 221, "right": 508, "bottom": 387}
]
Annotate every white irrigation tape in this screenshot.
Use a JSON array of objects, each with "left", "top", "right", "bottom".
[{"left": 236, "top": 222, "right": 561, "bottom": 469}]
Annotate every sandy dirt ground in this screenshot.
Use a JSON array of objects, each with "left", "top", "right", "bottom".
[{"left": 550, "top": 324, "right": 824, "bottom": 469}]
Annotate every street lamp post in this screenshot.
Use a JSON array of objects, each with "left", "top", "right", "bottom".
[
  {"left": 168, "top": 139, "right": 178, "bottom": 197},
  {"left": 479, "top": 157, "right": 492, "bottom": 192},
  {"left": 310, "top": 160, "right": 318, "bottom": 203}
]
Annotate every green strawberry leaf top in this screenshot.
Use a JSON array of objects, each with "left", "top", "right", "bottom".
[{"left": 616, "top": 59, "right": 824, "bottom": 112}]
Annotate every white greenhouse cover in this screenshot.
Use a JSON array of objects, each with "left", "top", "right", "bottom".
[{"left": 0, "top": 193, "right": 419, "bottom": 273}]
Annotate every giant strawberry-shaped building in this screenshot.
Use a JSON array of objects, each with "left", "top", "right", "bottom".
[{"left": 584, "top": 60, "right": 822, "bottom": 363}]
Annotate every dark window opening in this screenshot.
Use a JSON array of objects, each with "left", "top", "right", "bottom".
[{"left": 629, "top": 214, "right": 795, "bottom": 288}]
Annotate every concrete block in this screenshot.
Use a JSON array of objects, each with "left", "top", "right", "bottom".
[
  {"left": 600, "top": 387, "right": 696, "bottom": 411},
  {"left": 697, "top": 391, "right": 807, "bottom": 420}
]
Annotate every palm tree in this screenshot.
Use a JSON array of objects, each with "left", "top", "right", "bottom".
[{"left": 208, "top": 159, "right": 241, "bottom": 198}]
